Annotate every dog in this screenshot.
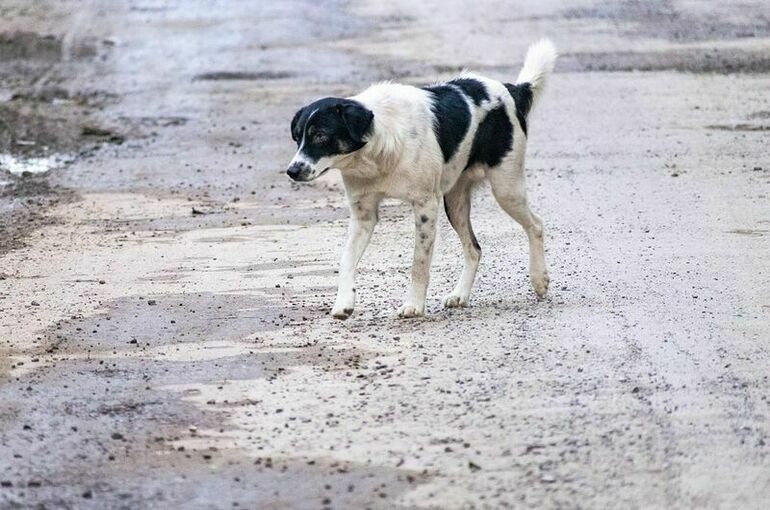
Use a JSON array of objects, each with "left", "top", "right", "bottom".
[{"left": 286, "top": 39, "right": 556, "bottom": 319}]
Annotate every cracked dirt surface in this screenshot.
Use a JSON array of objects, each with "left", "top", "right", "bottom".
[{"left": 1, "top": 0, "right": 769, "bottom": 508}]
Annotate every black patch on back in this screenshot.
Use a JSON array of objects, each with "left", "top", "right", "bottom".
[
  {"left": 465, "top": 106, "right": 513, "bottom": 169},
  {"left": 423, "top": 85, "right": 471, "bottom": 163},
  {"left": 504, "top": 82, "right": 533, "bottom": 136},
  {"left": 448, "top": 78, "right": 489, "bottom": 106}
]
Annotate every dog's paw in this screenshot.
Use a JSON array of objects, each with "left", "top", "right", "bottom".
[
  {"left": 443, "top": 293, "right": 468, "bottom": 308},
  {"left": 332, "top": 289, "right": 355, "bottom": 320},
  {"left": 532, "top": 271, "right": 550, "bottom": 299},
  {"left": 331, "top": 307, "right": 354, "bottom": 320},
  {"left": 397, "top": 303, "right": 424, "bottom": 318}
]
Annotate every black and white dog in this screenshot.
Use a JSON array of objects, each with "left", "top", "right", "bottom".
[{"left": 287, "top": 39, "right": 556, "bottom": 319}]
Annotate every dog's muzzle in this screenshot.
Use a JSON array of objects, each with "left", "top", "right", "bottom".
[{"left": 286, "top": 161, "right": 312, "bottom": 181}]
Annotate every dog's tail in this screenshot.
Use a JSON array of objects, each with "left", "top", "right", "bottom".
[{"left": 514, "top": 38, "right": 557, "bottom": 112}]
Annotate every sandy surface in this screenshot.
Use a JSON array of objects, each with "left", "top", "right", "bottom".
[{"left": 1, "top": 0, "right": 769, "bottom": 508}]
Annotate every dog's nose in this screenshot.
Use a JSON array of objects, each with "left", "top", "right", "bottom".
[{"left": 286, "top": 162, "right": 308, "bottom": 181}]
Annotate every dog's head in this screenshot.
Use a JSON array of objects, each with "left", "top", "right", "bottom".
[{"left": 286, "top": 98, "right": 374, "bottom": 181}]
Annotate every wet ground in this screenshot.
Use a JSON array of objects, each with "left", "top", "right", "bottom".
[{"left": 1, "top": 0, "right": 769, "bottom": 508}]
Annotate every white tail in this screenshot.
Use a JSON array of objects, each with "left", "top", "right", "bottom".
[{"left": 516, "top": 38, "right": 558, "bottom": 108}]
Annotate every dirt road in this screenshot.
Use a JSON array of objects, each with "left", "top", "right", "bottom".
[{"left": 1, "top": 1, "right": 769, "bottom": 508}]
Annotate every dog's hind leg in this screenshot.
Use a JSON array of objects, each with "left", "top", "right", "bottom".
[
  {"left": 332, "top": 193, "right": 381, "bottom": 319},
  {"left": 443, "top": 172, "right": 481, "bottom": 308},
  {"left": 398, "top": 195, "right": 441, "bottom": 318},
  {"left": 487, "top": 161, "right": 549, "bottom": 298}
]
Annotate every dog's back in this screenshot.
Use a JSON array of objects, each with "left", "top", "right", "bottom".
[{"left": 350, "top": 39, "right": 557, "bottom": 195}]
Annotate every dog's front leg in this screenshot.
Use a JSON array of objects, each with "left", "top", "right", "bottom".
[
  {"left": 398, "top": 196, "right": 440, "bottom": 318},
  {"left": 331, "top": 194, "right": 380, "bottom": 320}
]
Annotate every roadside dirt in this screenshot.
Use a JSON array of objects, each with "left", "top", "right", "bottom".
[
  {"left": 0, "top": 13, "right": 127, "bottom": 255},
  {"left": 1, "top": 0, "right": 769, "bottom": 509}
]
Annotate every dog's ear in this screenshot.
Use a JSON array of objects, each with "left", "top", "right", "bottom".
[
  {"left": 290, "top": 107, "right": 306, "bottom": 143},
  {"left": 339, "top": 103, "right": 374, "bottom": 145}
]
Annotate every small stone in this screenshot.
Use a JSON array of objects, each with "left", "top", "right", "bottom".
[
  {"left": 111, "top": 432, "right": 124, "bottom": 440},
  {"left": 540, "top": 473, "right": 556, "bottom": 483},
  {"left": 147, "top": 299, "right": 157, "bottom": 305}
]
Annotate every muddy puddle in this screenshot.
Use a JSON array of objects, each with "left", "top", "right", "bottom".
[{"left": 0, "top": 153, "right": 72, "bottom": 175}]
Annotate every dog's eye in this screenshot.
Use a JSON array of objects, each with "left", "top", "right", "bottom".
[{"left": 313, "top": 133, "right": 329, "bottom": 144}]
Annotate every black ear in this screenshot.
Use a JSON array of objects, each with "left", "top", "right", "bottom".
[
  {"left": 340, "top": 103, "right": 374, "bottom": 145},
  {"left": 290, "top": 107, "right": 306, "bottom": 143}
]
